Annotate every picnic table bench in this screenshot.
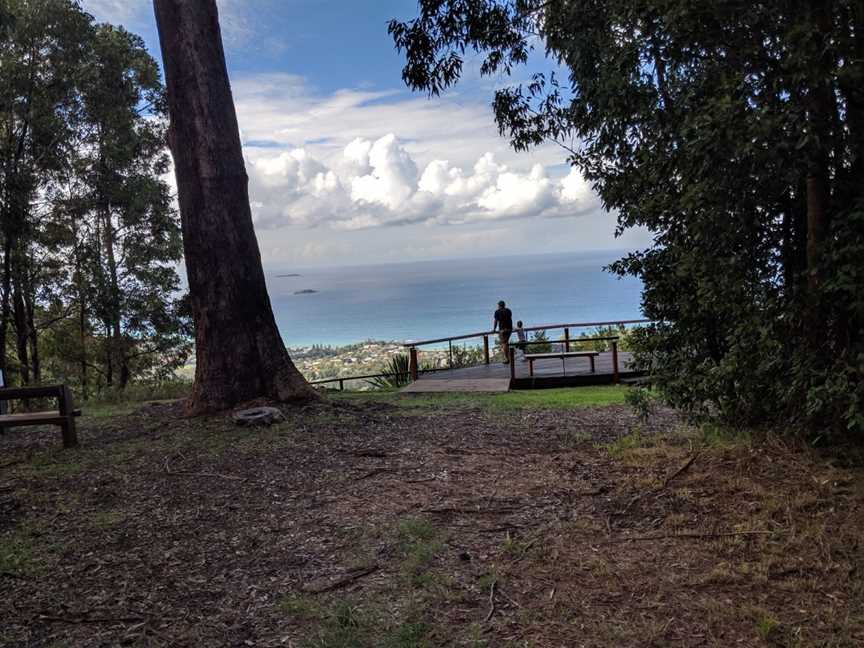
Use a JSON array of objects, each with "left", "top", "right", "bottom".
[
  {"left": 0, "top": 384, "right": 80, "bottom": 448},
  {"left": 524, "top": 350, "right": 600, "bottom": 377}
]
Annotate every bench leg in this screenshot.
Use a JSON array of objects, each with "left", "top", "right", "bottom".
[
  {"left": 61, "top": 417, "right": 78, "bottom": 449},
  {"left": 59, "top": 386, "right": 78, "bottom": 448},
  {"left": 529, "top": 359, "right": 534, "bottom": 377},
  {"left": 590, "top": 356, "right": 595, "bottom": 373},
  {"left": 562, "top": 357, "right": 566, "bottom": 376}
]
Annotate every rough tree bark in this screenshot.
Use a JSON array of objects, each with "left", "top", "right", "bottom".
[
  {"left": 153, "top": 0, "right": 317, "bottom": 413},
  {"left": 804, "top": 0, "right": 836, "bottom": 345},
  {"left": 12, "top": 278, "right": 29, "bottom": 384}
]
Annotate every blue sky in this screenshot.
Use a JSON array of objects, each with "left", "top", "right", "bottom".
[{"left": 81, "top": 0, "right": 650, "bottom": 269}]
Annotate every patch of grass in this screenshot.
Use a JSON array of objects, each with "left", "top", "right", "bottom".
[
  {"left": 624, "top": 386, "right": 661, "bottom": 422},
  {"left": 0, "top": 527, "right": 37, "bottom": 576},
  {"left": 554, "top": 428, "right": 594, "bottom": 448},
  {"left": 463, "top": 622, "right": 489, "bottom": 647},
  {"left": 701, "top": 422, "right": 753, "bottom": 447},
  {"left": 397, "top": 517, "right": 442, "bottom": 587},
  {"left": 384, "top": 620, "right": 431, "bottom": 648},
  {"left": 91, "top": 510, "right": 125, "bottom": 529},
  {"left": 278, "top": 593, "right": 322, "bottom": 620},
  {"left": 476, "top": 570, "right": 502, "bottom": 594},
  {"left": 301, "top": 601, "right": 368, "bottom": 648},
  {"left": 17, "top": 450, "right": 87, "bottom": 479},
  {"left": 752, "top": 608, "right": 782, "bottom": 642},
  {"left": 332, "top": 386, "right": 628, "bottom": 412},
  {"left": 603, "top": 430, "right": 650, "bottom": 459},
  {"left": 500, "top": 533, "right": 537, "bottom": 561}
]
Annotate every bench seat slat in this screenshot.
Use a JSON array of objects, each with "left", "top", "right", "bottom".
[
  {"left": 524, "top": 351, "right": 600, "bottom": 359},
  {"left": 0, "top": 411, "right": 73, "bottom": 426}
]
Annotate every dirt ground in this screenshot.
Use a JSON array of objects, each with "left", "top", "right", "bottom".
[{"left": 1, "top": 391, "right": 863, "bottom": 647}]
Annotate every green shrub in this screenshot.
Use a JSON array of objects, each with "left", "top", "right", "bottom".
[
  {"left": 624, "top": 387, "right": 660, "bottom": 422},
  {"left": 367, "top": 354, "right": 412, "bottom": 389}
]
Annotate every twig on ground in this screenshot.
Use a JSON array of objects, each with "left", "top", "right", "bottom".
[
  {"left": 303, "top": 564, "right": 379, "bottom": 594},
  {"left": 617, "top": 453, "right": 699, "bottom": 516},
  {"left": 38, "top": 614, "right": 145, "bottom": 625},
  {"left": 424, "top": 507, "right": 517, "bottom": 515},
  {"left": 485, "top": 580, "right": 497, "bottom": 622},
  {"left": 660, "top": 453, "right": 699, "bottom": 489},
  {"left": 162, "top": 470, "right": 247, "bottom": 482},
  {"left": 599, "top": 530, "right": 773, "bottom": 544},
  {"left": 161, "top": 458, "right": 247, "bottom": 482},
  {"left": 354, "top": 468, "right": 399, "bottom": 481},
  {"left": 346, "top": 449, "right": 388, "bottom": 458}
]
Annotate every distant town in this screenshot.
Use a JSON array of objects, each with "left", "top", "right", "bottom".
[{"left": 288, "top": 340, "right": 451, "bottom": 383}]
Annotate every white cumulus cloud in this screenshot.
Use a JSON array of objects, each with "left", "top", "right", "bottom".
[{"left": 244, "top": 133, "right": 600, "bottom": 230}]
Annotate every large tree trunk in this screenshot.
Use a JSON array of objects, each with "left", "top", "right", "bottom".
[
  {"left": 12, "top": 278, "right": 30, "bottom": 384},
  {"left": 25, "top": 288, "right": 39, "bottom": 383},
  {"left": 804, "top": 0, "right": 836, "bottom": 346},
  {"left": 102, "top": 209, "right": 127, "bottom": 390},
  {"left": 0, "top": 235, "right": 13, "bottom": 385},
  {"left": 153, "top": 0, "right": 317, "bottom": 413}
]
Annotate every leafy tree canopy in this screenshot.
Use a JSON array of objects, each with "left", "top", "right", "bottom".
[{"left": 391, "top": 1, "right": 864, "bottom": 435}]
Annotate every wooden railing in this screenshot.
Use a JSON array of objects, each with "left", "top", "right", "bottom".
[
  {"left": 309, "top": 367, "right": 449, "bottom": 391},
  {"left": 306, "top": 318, "right": 649, "bottom": 390},
  {"left": 404, "top": 318, "right": 649, "bottom": 380}
]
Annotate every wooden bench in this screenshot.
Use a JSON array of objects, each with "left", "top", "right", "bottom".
[
  {"left": 524, "top": 351, "right": 600, "bottom": 377},
  {"left": 0, "top": 384, "right": 80, "bottom": 448}
]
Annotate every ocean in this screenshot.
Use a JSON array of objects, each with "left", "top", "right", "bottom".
[{"left": 267, "top": 250, "right": 644, "bottom": 348}]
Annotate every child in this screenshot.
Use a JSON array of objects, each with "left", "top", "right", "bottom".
[{"left": 515, "top": 321, "right": 527, "bottom": 362}]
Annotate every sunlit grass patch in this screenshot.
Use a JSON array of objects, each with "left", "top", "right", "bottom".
[
  {"left": 0, "top": 521, "right": 62, "bottom": 578},
  {"left": 397, "top": 517, "right": 443, "bottom": 587},
  {"left": 332, "top": 386, "right": 629, "bottom": 412}
]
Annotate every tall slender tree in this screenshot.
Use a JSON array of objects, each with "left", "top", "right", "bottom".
[{"left": 152, "top": 0, "right": 316, "bottom": 413}]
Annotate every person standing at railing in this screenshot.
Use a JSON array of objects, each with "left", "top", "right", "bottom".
[
  {"left": 514, "top": 320, "right": 528, "bottom": 362},
  {"left": 493, "top": 300, "right": 513, "bottom": 364}
]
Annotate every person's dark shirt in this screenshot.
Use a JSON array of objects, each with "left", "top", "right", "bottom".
[{"left": 494, "top": 307, "right": 513, "bottom": 331}]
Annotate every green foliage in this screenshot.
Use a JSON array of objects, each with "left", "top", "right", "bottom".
[
  {"left": 604, "top": 432, "right": 649, "bottom": 460},
  {"left": 624, "top": 387, "right": 660, "bottom": 423},
  {"left": 0, "top": 0, "right": 190, "bottom": 397},
  {"left": 367, "top": 354, "right": 411, "bottom": 389},
  {"left": 449, "top": 343, "right": 485, "bottom": 368},
  {"left": 526, "top": 329, "right": 552, "bottom": 354},
  {"left": 302, "top": 602, "right": 367, "bottom": 648},
  {"left": 570, "top": 325, "right": 633, "bottom": 352},
  {"left": 390, "top": 1, "right": 864, "bottom": 437},
  {"left": 397, "top": 517, "right": 442, "bottom": 587}
]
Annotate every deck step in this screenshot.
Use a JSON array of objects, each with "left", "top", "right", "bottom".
[{"left": 401, "top": 378, "right": 511, "bottom": 393}]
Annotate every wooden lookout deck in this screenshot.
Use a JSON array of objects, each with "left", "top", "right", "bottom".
[
  {"left": 308, "top": 319, "right": 649, "bottom": 394},
  {"left": 401, "top": 350, "right": 637, "bottom": 393}
]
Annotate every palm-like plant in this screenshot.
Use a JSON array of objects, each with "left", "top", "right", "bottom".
[{"left": 366, "top": 354, "right": 411, "bottom": 389}]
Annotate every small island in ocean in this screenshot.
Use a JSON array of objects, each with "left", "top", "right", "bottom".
[
  {"left": 277, "top": 273, "right": 302, "bottom": 278},
  {"left": 293, "top": 289, "right": 318, "bottom": 295}
]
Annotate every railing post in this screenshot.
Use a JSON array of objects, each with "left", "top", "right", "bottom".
[
  {"left": 612, "top": 340, "right": 619, "bottom": 384},
  {"left": 509, "top": 346, "right": 516, "bottom": 381},
  {"left": 564, "top": 327, "right": 570, "bottom": 352},
  {"left": 483, "top": 335, "right": 490, "bottom": 364},
  {"left": 448, "top": 340, "right": 453, "bottom": 368},
  {"left": 339, "top": 379, "right": 344, "bottom": 391},
  {"left": 409, "top": 347, "right": 419, "bottom": 382}
]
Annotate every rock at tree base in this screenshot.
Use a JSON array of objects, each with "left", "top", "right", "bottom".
[{"left": 232, "top": 406, "right": 285, "bottom": 427}]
